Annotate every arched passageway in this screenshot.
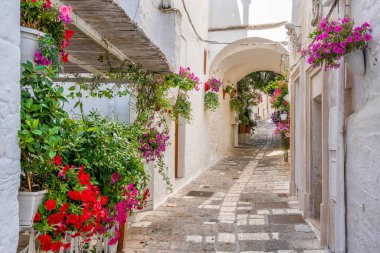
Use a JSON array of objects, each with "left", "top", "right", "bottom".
[{"left": 210, "top": 37, "right": 289, "bottom": 84}]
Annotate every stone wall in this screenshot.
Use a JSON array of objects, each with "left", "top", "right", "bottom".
[{"left": 0, "top": 1, "right": 21, "bottom": 252}]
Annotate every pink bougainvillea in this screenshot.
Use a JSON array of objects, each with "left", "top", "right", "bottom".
[{"left": 302, "top": 17, "right": 373, "bottom": 70}]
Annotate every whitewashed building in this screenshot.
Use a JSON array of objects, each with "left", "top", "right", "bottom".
[
  {"left": 289, "top": 0, "right": 380, "bottom": 252},
  {"left": 0, "top": 0, "right": 293, "bottom": 251}
]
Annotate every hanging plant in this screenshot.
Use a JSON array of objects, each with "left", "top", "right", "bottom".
[
  {"left": 21, "top": 0, "right": 74, "bottom": 63},
  {"left": 172, "top": 96, "right": 192, "bottom": 123},
  {"left": 205, "top": 77, "right": 222, "bottom": 92},
  {"left": 230, "top": 97, "right": 244, "bottom": 112},
  {"left": 301, "top": 17, "right": 372, "bottom": 70},
  {"left": 204, "top": 92, "right": 219, "bottom": 112}
]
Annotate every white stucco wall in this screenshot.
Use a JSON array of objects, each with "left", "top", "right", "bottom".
[
  {"left": 0, "top": 1, "right": 21, "bottom": 252},
  {"left": 115, "top": 0, "right": 291, "bottom": 208},
  {"left": 346, "top": 0, "right": 380, "bottom": 251},
  {"left": 60, "top": 83, "right": 131, "bottom": 124}
]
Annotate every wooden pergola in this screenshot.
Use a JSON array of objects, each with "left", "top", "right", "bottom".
[{"left": 52, "top": 0, "right": 172, "bottom": 76}]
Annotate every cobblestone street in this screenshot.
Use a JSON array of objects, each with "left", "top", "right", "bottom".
[{"left": 124, "top": 122, "right": 323, "bottom": 253}]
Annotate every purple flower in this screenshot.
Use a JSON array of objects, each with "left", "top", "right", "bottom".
[
  {"left": 334, "top": 25, "right": 342, "bottom": 33},
  {"left": 347, "top": 36, "right": 353, "bottom": 43},
  {"left": 34, "top": 50, "right": 52, "bottom": 66},
  {"left": 364, "top": 33, "right": 372, "bottom": 42},
  {"left": 111, "top": 172, "right": 119, "bottom": 184}
]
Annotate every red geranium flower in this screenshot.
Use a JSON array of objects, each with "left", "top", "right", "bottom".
[
  {"left": 53, "top": 155, "right": 62, "bottom": 166},
  {"left": 50, "top": 241, "right": 62, "bottom": 252},
  {"left": 61, "top": 52, "right": 69, "bottom": 63},
  {"left": 65, "top": 29, "right": 74, "bottom": 41},
  {"left": 58, "top": 165, "right": 70, "bottom": 177},
  {"left": 78, "top": 173, "right": 90, "bottom": 185},
  {"left": 63, "top": 243, "right": 71, "bottom": 250},
  {"left": 205, "top": 82, "right": 210, "bottom": 91},
  {"left": 38, "top": 234, "right": 52, "bottom": 251},
  {"left": 47, "top": 212, "right": 65, "bottom": 225},
  {"left": 45, "top": 0, "right": 51, "bottom": 8},
  {"left": 68, "top": 190, "right": 80, "bottom": 200},
  {"left": 45, "top": 199, "right": 57, "bottom": 211},
  {"left": 100, "top": 196, "right": 108, "bottom": 206},
  {"left": 33, "top": 212, "right": 41, "bottom": 222},
  {"left": 60, "top": 203, "right": 69, "bottom": 213}
]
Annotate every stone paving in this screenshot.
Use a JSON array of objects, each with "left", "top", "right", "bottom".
[{"left": 124, "top": 121, "right": 324, "bottom": 253}]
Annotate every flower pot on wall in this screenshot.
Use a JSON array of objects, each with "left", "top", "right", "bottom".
[
  {"left": 18, "top": 190, "right": 47, "bottom": 227},
  {"left": 322, "top": 0, "right": 335, "bottom": 7},
  {"left": 20, "top": 27, "right": 44, "bottom": 65},
  {"left": 280, "top": 113, "right": 288, "bottom": 121},
  {"left": 344, "top": 49, "right": 366, "bottom": 75}
]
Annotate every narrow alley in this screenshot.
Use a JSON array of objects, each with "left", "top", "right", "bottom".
[{"left": 124, "top": 122, "right": 323, "bottom": 253}]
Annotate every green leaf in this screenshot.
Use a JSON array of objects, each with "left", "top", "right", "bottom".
[
  {"left": 48, "top": 150, "right": 56, "bottom": 159},
  {"left": 32, "top": 129, "right": 42, "bottom": 135}
]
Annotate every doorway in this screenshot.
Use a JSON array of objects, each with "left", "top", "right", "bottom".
[{"left": 310, "top": 94, "right": 322, "bottom": 228}]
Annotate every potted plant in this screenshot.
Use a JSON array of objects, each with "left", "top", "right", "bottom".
[
  {"left": 280, "top": 112, "right": 288, "bottom": 121},
  {"left": 302, "top": 17, "right": 372, "bottom": 73},
  {"left": 204, "top": 77, "right": 222, "bottom": 112},
  {"left": 18, "top": 62, "right": 75, "bottom": 226},
  {"left": 204, "top": 92, "right": 220, "bottom": 111},
  {"left": 166, "top": 67, "right": 200, "bottom": 123},
  {"left": 21, "top": 0, "right": 73, "bottom": 64}
]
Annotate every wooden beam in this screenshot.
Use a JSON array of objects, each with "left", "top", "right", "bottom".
[
  {"left": 52, "top": 0, "right": 134, "bottom": 64},
  {"left": 67, "top": 54, "right": 106, "bottom": 77}
]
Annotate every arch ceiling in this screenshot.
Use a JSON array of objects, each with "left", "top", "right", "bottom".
[{"left": 210, "top": 37, "right": 289, "bottom": 84}]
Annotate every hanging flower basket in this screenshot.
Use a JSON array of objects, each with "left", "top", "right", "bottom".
[
  {"left": 344, "top": 49, "right": 366, "bottom": 75},
  {"left": 20, "top": 27, "right": 45, "bottom": 65},
  {"left": 302, "top": 17, "right": 372, "bottom": 70},
  {"left": 18, "top": 189, "right": 47, "bottom": 227}
]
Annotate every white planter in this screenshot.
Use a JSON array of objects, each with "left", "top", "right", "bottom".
[
  {"left": 280, "top": 113, "right": 288, "bottom": 121},
  {"left": 345, "top": 49, "right": 366, "bottom": 75},
  {"left": 322, "top": 0, "right": 335, "bottom": 7},
  {"left": 18, "top": 190, "right": 47, "bottom": 227},
  {"left": 20, "top": 26, "right": 45, "bottom": 65}
]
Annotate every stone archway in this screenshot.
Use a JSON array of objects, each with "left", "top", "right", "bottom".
[
  {"left": 209, "top": 37, "right": 289, "bottom": 83},
  {"left": 208, "top": 37, "right": 289, "bottom": 146}
]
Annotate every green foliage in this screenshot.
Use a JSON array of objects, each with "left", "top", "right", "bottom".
[
  {"left": 238, "top": 71, "right": 281, "bottom": 94},
  {"left": 239, "top": 107, "right": 256, "bottom": 129},
  {"left": 230, "top": 97, "right": 244, "bottom": 112},
  {"left": 37, "top": 35, "right": 62, "bottom": 70},
  {"left": 69, "top": 60, "right": 197, "bottom": 124},
  {"left": 172, "top": 97, "right": 192, "bottom": 123},
  {"left": 19, "top": 62, "right": 77, "bottom": 190},
  {"left": 204, "top": 92, "right": 220, "bottom": 112},
  {"left": 65, "top": 112, "right": 149, "bottom": 203},
  {"left": 224, "top": 84, "right": 235, "bottom": 94},
  {"left": 264, "top": 74, "right": 287, "bottom": 95}
]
